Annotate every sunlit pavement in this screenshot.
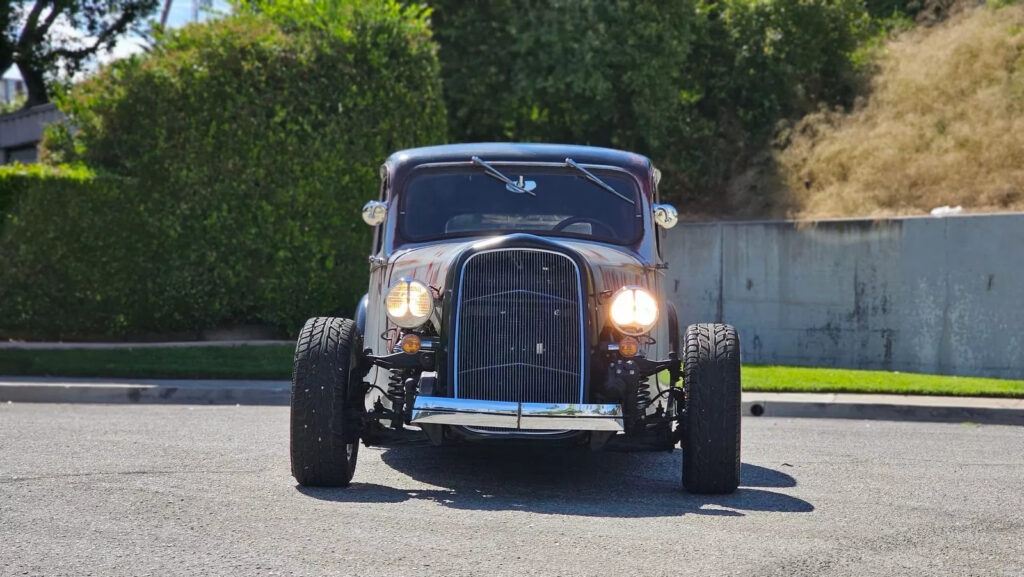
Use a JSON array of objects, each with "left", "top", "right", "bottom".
[{"left": 2, "top": 403, "right": 1022, "bottom": 576}]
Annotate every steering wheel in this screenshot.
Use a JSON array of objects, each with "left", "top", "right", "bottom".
[{"left": 552, "top": 216, "right": 616, "bottom": 237}]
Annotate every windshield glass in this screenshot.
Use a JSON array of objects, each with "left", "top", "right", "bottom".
[{"left": 399, "top": 168, "right": 642, "bottom": 245}]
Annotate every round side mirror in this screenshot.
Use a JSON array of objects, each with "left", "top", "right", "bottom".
[
  {"left": 653, "top": 203, "right": 678, "bottom": 229},
  {"left": 362, "top": 200, "right": 387, "bottom": 226}
]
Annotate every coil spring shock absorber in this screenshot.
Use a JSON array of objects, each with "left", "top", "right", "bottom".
[
  {"left": 615, "top": 358, "right": 650, "bottom": 436},
  {"left": 386, "top": 369, "right": 406, "bottom": 429},
  {"left": 635, "top": 377, "right": 653, "bottom": 416}
]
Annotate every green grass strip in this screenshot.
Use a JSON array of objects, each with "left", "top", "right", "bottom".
[
  {"left": 1, "top": 347, "right": 1021, "bottom": 398},
  {"left": 0, "top": 346, "right": 295, "bottom": 380},
  {"left": 743, "top": 365, "right": 1024, "bottom": 398}
]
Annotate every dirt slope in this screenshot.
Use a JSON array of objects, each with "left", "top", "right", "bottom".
[{"left": 777, "top": 4, "right": 1024, "bottom": 219}]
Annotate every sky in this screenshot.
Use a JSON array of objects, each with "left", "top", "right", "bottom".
[{"left": 3, "top": 0, "right": 231, "bottom": 82}]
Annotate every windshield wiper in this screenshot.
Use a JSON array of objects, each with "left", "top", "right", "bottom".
[
  {"left": 564, "top": 158, "right": 634, "bottom": 205},
  {"left": 471, "top": 156, "right": 536, "bottom": 196}
]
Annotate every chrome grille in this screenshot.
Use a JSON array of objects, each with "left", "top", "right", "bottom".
[{"left": 454, "top": 249, "right": 584, "bottom": 404}]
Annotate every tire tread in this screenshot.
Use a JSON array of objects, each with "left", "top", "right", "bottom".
[
  {"left": 682, "top": 323, "right": 741, "bottom": 494},
  {"left": 290, "top": 316, "right": 359, "bottom": 487}
]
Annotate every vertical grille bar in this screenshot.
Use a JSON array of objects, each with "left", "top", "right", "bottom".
[{"left": 454, "top": 249, "right": 583, "bottom": 404}]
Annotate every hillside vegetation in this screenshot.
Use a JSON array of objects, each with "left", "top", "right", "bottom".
[{"left": 778, "top": 3, "right": 1024, "bottom": 218}]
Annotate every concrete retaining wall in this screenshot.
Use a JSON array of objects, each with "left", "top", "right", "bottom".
[{"left": 663, "top": 213, "right": 1024, "bottom": 379}]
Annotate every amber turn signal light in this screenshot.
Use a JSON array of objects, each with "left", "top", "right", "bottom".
[
  {"left": 618, "top": 336, "right": 639, "bottom": 358},
  {"left": 400, "top": 333, "right": 422, "bottom": 354}
]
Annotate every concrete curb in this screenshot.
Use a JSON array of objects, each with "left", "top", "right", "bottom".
[
  {"left": 0, "top": 378, "right": 290, "bottom": 406},
  {"left": 742, "top": 392, "right": 1024, "bottom": 426},
  {"left": 1, "top": 378, "right": 1021, "bottom": 425}
]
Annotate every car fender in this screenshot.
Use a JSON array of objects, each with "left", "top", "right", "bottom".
[{"left": 355, "top": 293, "right": 369, "bottom": 338}]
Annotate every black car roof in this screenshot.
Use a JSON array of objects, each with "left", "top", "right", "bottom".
[{"left": 384, "top": 143, "right": 654, "bottom": 180}]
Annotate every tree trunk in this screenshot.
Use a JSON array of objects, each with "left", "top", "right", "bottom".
[
  {"left": 17, "top": 60, "right": 49, "bottom": 108},
  {"left": 160, "top": 0, "right": 173, "bottom": 26}
]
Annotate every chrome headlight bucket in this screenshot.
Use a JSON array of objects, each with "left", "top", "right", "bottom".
[
  {"left": 361, "top": 200, "right": 387, "bottom": 226},
  {"left": 385, "top": 278, "right": 434, "bottom": 329},
  {"left": 609, "top": 286, "right": 659, "bottom": 335}
]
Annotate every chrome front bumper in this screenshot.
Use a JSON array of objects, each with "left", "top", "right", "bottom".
[{"left": 410, "top": 396, "right": 624, "bottom": 432}]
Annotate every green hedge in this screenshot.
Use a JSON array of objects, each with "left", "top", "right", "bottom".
[
  {"left": 4, "top": 5, "right": 446, "bottom": 340},
  {"left": 0, "top": 165, "right": 142, "bottom": 338}
]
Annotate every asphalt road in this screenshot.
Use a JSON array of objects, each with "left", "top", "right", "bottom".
[{"left": 1, "top": 404, "right": 1022, "bottom": 577}]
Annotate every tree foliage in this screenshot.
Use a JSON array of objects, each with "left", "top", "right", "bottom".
[
  {"left": 429, "top": 0, "right": 872, "bottom": 210},
  {"left": 0, "top": 0, "right": 159, "bottom": 108},
  {"left": 431, "top": 0, "right": 701, "bottom": 165},
  {"left": 680, "top": 0, "right": 872, "bottom": 207}
]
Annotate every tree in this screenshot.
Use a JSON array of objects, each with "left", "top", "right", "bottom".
[
  {"left": 0, "top": 0, "right": 159, "bottom": 109},
  {"left": 429, "top": 0, "right": 704, "bottom": 193}
]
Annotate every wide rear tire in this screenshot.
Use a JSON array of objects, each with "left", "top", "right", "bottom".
[
  {"left": 290, "top": 317, "right": 361, "bottom": 487},
  {"left": 682, "top": 323, "right": 741, "bottom": 494}
]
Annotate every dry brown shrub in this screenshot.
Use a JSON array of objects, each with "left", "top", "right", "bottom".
[{"left": 777, "top": 3, "right": 1024, "bottom": 219}]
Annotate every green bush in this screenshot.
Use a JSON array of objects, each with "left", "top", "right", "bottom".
[
  {"left": 428, "top": 0, "right": 871, "bottom": 208},
  {"left": 0, "top": 165, "right": 22, "bottom": 228},
  {"left": 0, "top": 164, "right": 98, "bottom": 237},
  {"left": 10, "top": 5, "right": 446, "bottom": 339},
  {"left": 430, "top": 0, "right": 702, "bottom": 175},
  {"left": 680, "top": 0, "right": 872, "bottom": 204},
  {"left": 696, "top": 0, "right": 871, "bottom": 133},
  {"left": 0, "top": 165, "right": 143, "bottom": 338}
]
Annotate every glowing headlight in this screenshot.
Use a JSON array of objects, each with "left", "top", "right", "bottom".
[
  {"left": 385, "top": 279, "right": 434, "bottom": 328},
  {"left": 609, "top": 286, "right": 658, "bottom": 335}
]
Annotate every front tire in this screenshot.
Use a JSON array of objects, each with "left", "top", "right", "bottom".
[
  {"left": 682, "top": 323, "right": 741, "bottom": 494},
  {"left": 290, "top": 317, "right": 361, "bottom": 487}
]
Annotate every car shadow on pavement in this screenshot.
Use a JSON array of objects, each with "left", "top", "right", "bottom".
[{"left": 296, "top": 445, "right": 813, "bottom": 518}]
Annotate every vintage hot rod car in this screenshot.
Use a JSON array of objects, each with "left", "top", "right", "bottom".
[{"left": 290, "top": 143, "right": 741, "bottom": 494}]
